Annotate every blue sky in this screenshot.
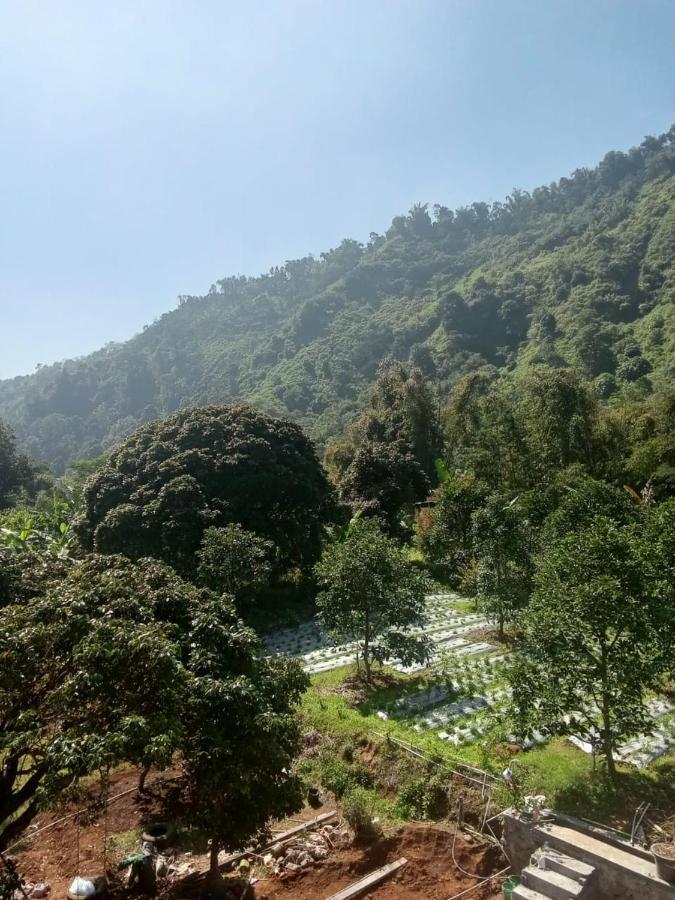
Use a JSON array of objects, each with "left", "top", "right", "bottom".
[{"left": 1, "top": 0, "right": 673, "bottom": 379}]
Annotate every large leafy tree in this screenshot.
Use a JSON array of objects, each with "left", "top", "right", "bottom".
[
  {"left": 338, "top": 441, "right": 429, "bottom": 535},
  {"left": 76, "top": 405, "right": 335, "bottom": 573},
  {"left": 417, "top": 471, "right": 486, "bottom": 580},
  {"left": 510, "top": 514, "right": 673, "bottom": 781},
  {"left": 0, "top": 556, "right": 187, "bottom": 849},
  {"left": 0, "top": 555, "right": 309, "bottom": 853},
  {"left": 472, "top": 492, "right": 533, "bottom": 639},
  {"left": 315, "top": 517, "right": 430, "bottom": 682},
  {"left": 519, "top": 368, "right": 600, "bottom": 481}
]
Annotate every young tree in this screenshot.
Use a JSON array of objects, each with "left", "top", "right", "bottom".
[
  {"left": 510, "top": 516, "right": 671, "bottom": 782},
  {"left": 314, "top": 518, "right": 430, "bottom": 682},
  {"left": 417, "top": 472, "right": 486, "bottom": 580},
  {"left": 472, "top": 493, "right": 532, "bottom": 639},
  {"left": 180, "top": 594, "right": 308, "bottom": 883},
  {"left": 197, "top": 524, "right": 275, "bottom": 611}
]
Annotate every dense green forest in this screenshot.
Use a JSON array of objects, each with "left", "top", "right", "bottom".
[{"left": 1, "top": 126, "right": 674, "bottom": 472}]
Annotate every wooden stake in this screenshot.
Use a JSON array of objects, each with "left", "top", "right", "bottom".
[{"left": 324, "top": 857, "right": 408, "bottom": 900}]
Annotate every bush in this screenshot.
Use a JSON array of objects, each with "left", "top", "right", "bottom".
[
  {"left": 318, "top": 755, "right": 352, "bottom": 798},
  {"left": 395, "top": 773, "right": 449, "bottom": 820},
  {"left": 318, "top": 753, "right": 373, "bottom": 797},
  {"left": 342, "top": 787, "right": 381, "bottom": 844}
]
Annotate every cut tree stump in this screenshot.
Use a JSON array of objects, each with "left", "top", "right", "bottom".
[{"left": 325, "top": 857, "right": 408, "bottom": 899}]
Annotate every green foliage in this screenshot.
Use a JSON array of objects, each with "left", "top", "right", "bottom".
[
  {"left": 197, "top": 523, "right": 275, "bottom": 611},
  {"left": 1, "top": 129, "right": 673, "bottom": 474},
  {"left": 472, "top": 492, "right": 533, "bottom": 637},
  {"left": 416, "top": 472, "right": 486, "bottom": 581},
  {"left": 338, "top": 441, "right": 429, "bottom": 535},
  {"left": 341, "top": 786, "right": 381, "bottom": 843},
  {"left": 315, "top": 517, "right": 430, "bottom": 681},
  {"left": 394, "top": 772, "right": 449, "bottom": 820},
  {"left": 77, "top": 404, "right": 335, "bottom": 574},
  {"left": 327, "top": 361, "right": 440, "bottom": 533},
  {"left": 0, "top": 553, "right": 309, "bottom": 855},
  {"left": 510, "top": 511, "right": 674, "bottom": 780},
  {"left": 316, "top": 753, "right": 372, "bottom": 799},
  {"left": 0, "top": 419, "right": 46, "bottom": 508}
]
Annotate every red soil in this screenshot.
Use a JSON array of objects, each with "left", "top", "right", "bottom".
[{"left": 11, "top": 768, "right": 506, "bottom": 900}]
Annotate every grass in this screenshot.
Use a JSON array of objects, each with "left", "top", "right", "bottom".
[
  {"left": 105, "top": 827, "right": 142, "bottom": 859},
  {"left": 301, "top": 664, "right": 675, "bottom": 830}
]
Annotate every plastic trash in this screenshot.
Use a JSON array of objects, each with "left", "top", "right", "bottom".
[{"left": 67, "top": 878, "right": 95, "bottom": 900}]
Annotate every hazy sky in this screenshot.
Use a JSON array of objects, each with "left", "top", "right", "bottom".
[{"left": 1, "top": 0, "right": 674, "bottom": 379}]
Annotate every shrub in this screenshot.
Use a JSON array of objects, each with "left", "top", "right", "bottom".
[
  {"left": 318, "top": 755, "right": 351, "bottom": 798},
  {"left": 395, "top": 773, "right": 449, "bottom": 820},
  {"left": 342, "top": 787, "right": 381, "bottom": 844}
]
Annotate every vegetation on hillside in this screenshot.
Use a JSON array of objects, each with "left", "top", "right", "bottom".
[{"left": 1, "top": 126, "right": 673, "bottom": 472}]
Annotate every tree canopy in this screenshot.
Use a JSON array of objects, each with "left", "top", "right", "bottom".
[
  {"left": 77, "top": 405, "right": 335, "bottom": 573},
  {"left": 315, "top": 517, "right": 430, "bottom": 681},
  {"left": 510, "top": 510, "right": 674, "bottom": 780},
  {"left": 0, "top": 553, "right": 309, "bottom": 853},
  {"left": 0, "top": 127, "right": 672, "bottom": 473}
]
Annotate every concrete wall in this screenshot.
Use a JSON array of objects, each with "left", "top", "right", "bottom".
[{"left": 501, "top": 810, "right": 675, "bottom": 900}]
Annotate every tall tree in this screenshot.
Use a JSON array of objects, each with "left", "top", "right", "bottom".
[
  {"left": 0, "top": 421, "right": 43, "bottom": 509},
  {"left": 417, "top": 472, "right": 486, "bottom": 580},
  {"left": 519, "top": 368, "right": 599, "bottom": 481},
  {"left": 315, "top": 518, "right": 430, "bottom": 682},
  {"left": 472, "top": 492, "right": 532, "bottom": 639},
  {"left": 338, "top": 441, "right": 429, "bottom": 535},
  {"left": 77, "top": 405, "right": 335, "bottom": 573},
  {"left": 510, "top": 515, "right": 672, "bottom": 781}
]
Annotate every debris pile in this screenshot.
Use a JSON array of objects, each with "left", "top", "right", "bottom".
[{"left": 261, "top": 823, "right": 350, "bottom": 879}]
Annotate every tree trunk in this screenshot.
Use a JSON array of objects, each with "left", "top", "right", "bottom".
[
  {"left": 599, "top": 649, "right": 618, "bottom": 784},
  {"left": 363, "top": 615, "right": 371, "bottom": 684},
  {"left": 138, "top": 763, "right": 151, "bottom": 794},
  {"left": 602, "top": 728, "right": 617, "bottom": 783},
  {"left": 206, "top": 839, "right": 224, "bottom": 889},
  {"left": 498, "top": 610, "right": 505, "bottom": 641},
  {"left": 210, "top": 840, "right": 220, "bottom": 874}
]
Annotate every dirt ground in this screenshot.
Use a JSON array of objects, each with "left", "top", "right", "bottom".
[
  {"left": 11, "top": 768, "right": 506, "bottom": 900},
  {"left": 254, "top": 824, "right": 504, "bottom": 899}
]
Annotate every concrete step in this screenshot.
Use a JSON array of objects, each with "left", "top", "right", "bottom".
[
  {"left": 542, "top": 849, "right": 595, "bottom": 885},
  {"left": 522, "top": 865, "right": 585, "bottom": 899},
  {"left": 512, "top": 885, "right": 551, "bottom": 900},
  {"left": 536, "top": 821, "right": 671, "bottom": 888}
]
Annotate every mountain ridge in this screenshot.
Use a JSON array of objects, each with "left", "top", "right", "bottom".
[{"left": 2, "top": 126, "right": 674, "bottom": 472}]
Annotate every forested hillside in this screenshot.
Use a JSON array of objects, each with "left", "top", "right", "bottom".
[{"left": 2, "top": 126, "right": 674, "bottom": 472}]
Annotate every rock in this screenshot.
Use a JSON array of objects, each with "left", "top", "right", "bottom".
[
  {"left": 309, "top": 846, "right": 328, "bottom": 861},
  {"left": 284, "top": 862, "right": 300, "bottom": 876},
  {"left": 154, "top": 857, "right": 168, "bottom": 878},
  {"left": 263, "top": 853, "right": 275, "bottom": 868},
  {"left": 270, "top": 842, "right": 285, "bottom": 858},
  {"left": 298, "top": 852, "right": 313, "bottom": 868}
]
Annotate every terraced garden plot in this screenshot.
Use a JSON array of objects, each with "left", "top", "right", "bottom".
[
  {"left": 264, "top": 592, "right": 497, "bottom": 676},
  {"left": 272, "top": 592, "right": 675, "bottom": 773}
]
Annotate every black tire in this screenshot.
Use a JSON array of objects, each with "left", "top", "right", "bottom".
[{"left": 142, "top": 822, "right": 174, "bottom": 847}]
